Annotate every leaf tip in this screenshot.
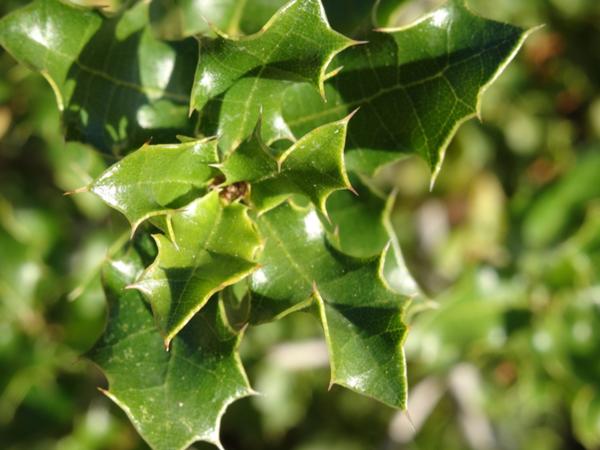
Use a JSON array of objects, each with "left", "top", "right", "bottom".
[{"left": 64, "top": 185, "right": 90, "bottom": 196}]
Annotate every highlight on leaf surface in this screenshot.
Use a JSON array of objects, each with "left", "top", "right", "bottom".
[
  {"left": 250, "top": 201, "right": 413, "bottom": 408},
  {"left": 190, "top": 0, "right": 357, "bottom": 152},
  {"left": 131, "top": 191, "right": 262, "bottom": 348},
  {"left": 89, "top": 139, "right": 219, "bottom": 233},
  {"left": 89, "top": 242, "right": 253, "bottom": 450},
  {"left": 0, "top": 0, "right": 198, "bottom": 155},
  {"left": 282, "top": 0, "right": 533, "bottom": 182},
  {"left": 220, "top": 115, "right": 354, "bottom": 216},
  {"left": 149, "top": 0, "right": 289, "bottom": 39}
]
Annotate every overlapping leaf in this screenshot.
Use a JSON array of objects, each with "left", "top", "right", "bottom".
[
  {"left": 150, "top": 0, "right": 404, "bottom": 40},
  {"left": 249, "top": 201, "right": 413, "bottom": 408},
  {"left": 191, "top": 0, "right": 355, "bottom": 152},
  {"left": 150, "top": 0, "right": 288, "bottom": 39},
  {"left": 132, "top": 191, "right": 261, "bottom": 347},
  {"left": 0, "top": 0, "right": 197, "bottom": 155},
  {"left": 282, "top": 0, "right": 532, "bottom": 179},
  {"left": 89, "top": 243, "right": 253, "bottom": 450},
  {"left": 220, "top": 116, "right": 352, "bottom": 214},
  {"left": 323, "top": 0, "right": 408, "bottom": 36},
  {"left": 89, "top": 139, "right": 218, "bottom": 232}
]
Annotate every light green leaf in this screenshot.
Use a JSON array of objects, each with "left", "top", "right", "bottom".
[
  {"left": 250, "top": 201, "right": 411, "bottom": 408},
  {"left": 282, "top": 0, "right": 532, "bottom": 180},
  {"left": 132, "top": 191, "right": 261, "bottom": 347},
  {"left": 220, "top": 116, "right": 353, "bottom": 215},
  {"left": 191, "top": 0, "right": 355, "bottom": 152},
  {"left": 89, "top": 139, "right": 218, "bottom": 232},
  {"left": 149, "top": 0, "right": 288, "bottom": 39},
  {"left": 89, "top": 243, "right": 253, "bottom": 450},
  {"left": 0, "top": 0, "right": 197, "bottom": 155}
]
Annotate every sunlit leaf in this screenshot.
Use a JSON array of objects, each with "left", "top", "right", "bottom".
[
  {"left": 89, "top": 139, "right": 218, "bottom": 232},
  {"left": 250, "top": 201, "right": 411, "bottom": 408},
  {"left": 220, "top": 116, "right": 352, "bottom": 215},
  {"left": 149, "top": 0, "right": 288, "bottom": 39},
  {"left": 283, "top": 1, "right": 531, "bottom": 180},
  {"left": 132, "top": 191, "right": 261, "bottom": 347},
  {"left": 89, "top": 243, "right": 253, "bottom": 450},
  {"left": 191, "top": 0, "right": 355, "bottom": 152},
  {"left": 0, "top": 0, "right": 197, "bottom": 155}
]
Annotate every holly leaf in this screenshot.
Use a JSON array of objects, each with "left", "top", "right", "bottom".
[
  {"left": 0, "top": 0, "right": 197, "bottom": 155},
  {"left": 323, "top": 0, "right": 408, "bottom": 36},
  {"left": 191, "top": 0, "right": 355, "bottom": 152},
  {"left": 150, "top": 0, "right": 288, "bottom": 39},
  {"left": 89, "top": 139, "right": 218, "bottom": 233},
  {"left": 132, "top": 191, "right": 261, "bottom": 347},
  {"left": 220, "top": 116, "right": 353, "bottom": 215},
  {"left": 282, "top": 0, "right": 533, "bottom": 180},
  {"left": 89, "top": 243, "right": 253, "bottom": 450},
  {"left": 249, "top": 201, "right": 411, "bottom": 408}
]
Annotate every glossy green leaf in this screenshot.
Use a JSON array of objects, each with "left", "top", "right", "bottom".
[
  {"left": 89, "top": 139, "right": 218, "bottom": 232},
  {"left": 132, "top": 191, "right": 261, "bottom": 347},
  {"left": 0, "top": 0, "right": 197, "bottom": 155},
  {"left": 282, "top": 1, "right": 532, "bottom": 179},
  {"left": 323, "top": 0, "right": 408, "bottom": 36},
  {"left": 220, "top": 116, "right": 352, "bottom": 214},
  {"left": 89, "top": 243, "right": 253, "bottom": 450},
  {"left": 250, "top": 201, "right": 411, "bottom": 408},
  {"left": 191, "top": 0, "right": 355, "bottom": 152},
  {"left": 149, "top": 0, "right": 288, "bottom": 39}
]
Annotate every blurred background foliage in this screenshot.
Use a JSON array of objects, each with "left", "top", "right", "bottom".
[{"left": 1, "top": 0, "right": 599, "bottom": 449}]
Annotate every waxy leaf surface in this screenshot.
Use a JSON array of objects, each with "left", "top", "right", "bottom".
[
  {"left": 0, "top": 0, "right": 197, "bottom": 155},
  {"left": 191, "top": 0, "right": 354, "bottom": 152},
  {"left": 283, "top": 0, "right": 530, "bottom": 178},
  {"left": 89, "top": 244, "right": 253, "bottom": 450},
  {"left": 220, "top": 117, "right": 352, "bottom": 214},
  {"left": 150, "top": 0, "right": 288, "bottom": 39},
  {"left": 133, "top": 191, "right": 261, "bottom": 347},
  {"left": 250, "top": 202, "right": 410, "bottom": 408},
  {"left": 90, "top": 139, "right": 218, "bottom": 231}
]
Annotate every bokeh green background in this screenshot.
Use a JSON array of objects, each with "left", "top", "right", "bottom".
[{"left": 1, "top": 0, "right": 599, "bottom": 449}]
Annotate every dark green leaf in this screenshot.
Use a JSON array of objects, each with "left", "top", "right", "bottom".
[
  {"left": 283, "top": 1, "right": 531, "bottom": 179},
  {"left": 89, "top": 243, "right": 253, "bottom": 450},
  {"left": 0, "top": 0, "right": 198, "bottom": 155},
  {"left": 191, "top": 0, "right": 355, "bottom": 152},
  {"left": 250, "top": 201, "right": 411, "bottom": 408},
  {"left": 220, "top": 116, "right": 352, "bottom": 214},
  {"left": 132, "top": 191, "right": 261, "bottom": 347}
]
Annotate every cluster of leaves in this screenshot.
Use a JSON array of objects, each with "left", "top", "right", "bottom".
[{"left": 0, "top": 0, "right": 532, "bottom": 449}]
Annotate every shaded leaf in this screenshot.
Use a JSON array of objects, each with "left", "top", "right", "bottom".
[
  {"left": 250, "top": 201, "right": 411, "bottom": 408},
  {"left": 90, "top": 139, "right": 218, "bottom": 232},
  {"left": 0, "top": 0, "right": 197, "bottom": 155},
  {"left": 132, "top": 191, "right": 261, "bottom": 347},
  {"left": 323, "top": 0, "right": 408, "bottom": 36},
  {"left": 191, "top": 0, "right": 355, "bottom": 152},
  {"left": 220, "top": 116, "right": 352, "bottom": 215},
  {"left": 282, "top": 1, "right": 531, "bottom": 179},
  {"left": 89, "top": 243, "right": 253, "bottom": 450}
]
